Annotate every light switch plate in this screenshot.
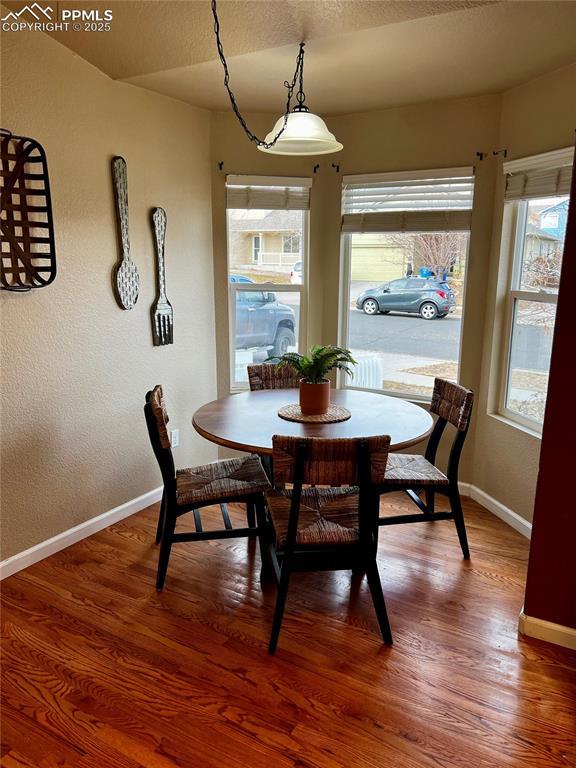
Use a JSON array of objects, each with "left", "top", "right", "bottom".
[{"left": 170, "top": 429, "right": 179, "bottom": 448}]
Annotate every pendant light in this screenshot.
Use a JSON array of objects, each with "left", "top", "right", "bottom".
[
  {"left": 211, "top": 1, "right": 343, "bottom": 156},
  {"left": 258, "top": 67, "right": 343, "bottom": 156}
]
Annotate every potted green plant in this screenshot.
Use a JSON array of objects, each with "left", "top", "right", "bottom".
[{"left": 269, "top": 345, "right": 357, "bottom": 415}]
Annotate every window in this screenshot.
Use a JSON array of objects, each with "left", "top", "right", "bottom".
[
  {"left": 226, "top": 175, "right": 310, "bottom": 389},
  {"left": 340, "top": 168, "right": 474, "bottom": 398},
  {"left": 282, "top": 233, "right": 301, "bottom": 254},
  {"left": 541, "top": 212, "right": 558, "bottom": 230},
  {"left": 499, "top": 148, "right": 573, "bottom": 429},
  {"left": 252, "top": 235, "right": 261, "bottom": 263}
]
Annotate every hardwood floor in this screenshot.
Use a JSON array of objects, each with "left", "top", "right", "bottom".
[{"left": 2, "top": 494, "right": 575, "bottom": 767}]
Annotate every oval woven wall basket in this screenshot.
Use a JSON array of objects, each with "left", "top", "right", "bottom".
[{"left": 0, "top": 128, "right": 57, "bottom": 292}]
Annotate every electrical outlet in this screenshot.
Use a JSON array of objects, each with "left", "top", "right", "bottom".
[{"left": 170, "top": 429, "right": 179, "bottom": 448}]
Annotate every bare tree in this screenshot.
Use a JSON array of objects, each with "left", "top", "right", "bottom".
[
  {"left": 386, "top": 232, "right": 468, "bottom": 276},
  {"left": 517, "top": 239, "right": 562, "bottom": 331},
  {"left": 522, "top": 241, "right": 562, "bottom": 291}
]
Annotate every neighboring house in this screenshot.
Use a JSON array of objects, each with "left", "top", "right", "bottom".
[
  {"left": 525, "top": 223, "right": 560, "bottom": 257},
  {"left": 230, "top": 213, "right": 407, "bottom": 282},
  {"left": 523, "top": 223, "right": 561, "bottom": 289},
  {"left": 539, "top": 199, "right": 569, "bottom": 239},
  {"left": 228, "top": 209, "right": 303, "bottom": 269},
  {"left": 349, "top": 233, "right": 406, "bottom": 282},
  {"left": 230, "top": 214, "right": 468, "bottom": 285}
]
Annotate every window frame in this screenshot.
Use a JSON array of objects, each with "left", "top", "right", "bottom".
[
  {"left": 227, "top": 210, "right": 309, "bottom": 393},
  {"left": 338, "top": 167, "right": 474, "bottom": 401},
  {"left": 498, "top": 199, "right": 561, "bottom": 433}
]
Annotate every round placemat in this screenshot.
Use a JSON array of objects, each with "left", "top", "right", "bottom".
[{"left": 278, "top": 403, "right": 352, "bottom": 424}]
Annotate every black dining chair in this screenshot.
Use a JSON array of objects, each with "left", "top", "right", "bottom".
[
  {"left": 377, "top": 378, "right": 474, "bottom": 558},
  {"left": 247, "top": 363, "right": 300, "bottom": 478},
  {"left": 144, "top": 385, "right": 270, "bottom": 589},
  {"left": 261, "top": 434, "right": 393, "bottom": 654},
  {"left": 247, "top": 363, "right": 300, "bottom": 391}
]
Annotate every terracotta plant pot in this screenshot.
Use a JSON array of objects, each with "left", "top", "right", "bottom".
[{"left": 299, "top": 379, "right": 331, "bottom": 416}]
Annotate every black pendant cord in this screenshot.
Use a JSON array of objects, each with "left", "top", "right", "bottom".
[{"left": 211, "top": 0, "right": 306, "bottom": 148}]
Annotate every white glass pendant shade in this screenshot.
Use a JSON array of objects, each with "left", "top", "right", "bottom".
[{"left": 258, "top": 111, "right": 343, "bottom": 156}]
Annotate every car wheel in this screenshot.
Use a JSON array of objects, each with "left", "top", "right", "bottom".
[
  {"left": 420, "top": 302, "right": 438, "bottom": 320},
  {"left": 272, "top": 327, "right": 296, "bottom": 356},
  {"left": 362, "top": 299, "right": 379, "bottom": 315}
]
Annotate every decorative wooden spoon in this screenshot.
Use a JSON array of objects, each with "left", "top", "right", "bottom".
[{"left": 111, "top": 156, "right": 139, "bottom": 310}]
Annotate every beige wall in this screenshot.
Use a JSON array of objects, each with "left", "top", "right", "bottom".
[
  {"left": 470, "top": 62, "right": 576, "bottom": 522},
  {"left": 0, "top": 32, "right": 217, "bottom": 559},
  {"left": 499, "top": 62, "right": 576, "bottom": 160}
]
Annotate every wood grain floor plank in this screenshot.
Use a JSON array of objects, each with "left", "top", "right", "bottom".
[
  {"left": 2, "top": 494, "right": 575, "bottom": 767},
  {"left": 0, "top": 708, "right": 83, "bottom": 768},
  {"left": 0, "top": 751, "right": 40, "bottom": 768}
]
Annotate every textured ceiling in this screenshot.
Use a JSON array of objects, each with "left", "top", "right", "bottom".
[
  {"left": 125, "top": 1, "right": 576, "bottom": 115},
  {"left": 18, "top": 0, "right": 576, "bottom": 114},
  {"left": 39, "top": 0, "right": 493, "bottom": 79}
]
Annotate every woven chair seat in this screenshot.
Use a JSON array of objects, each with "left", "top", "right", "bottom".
[
  {"left": 266, "top": 486, "right": 360, "bottom": 547},
  {"left": 176, "top": 455, "right": 269, "bottom": 506},
  {"left": 384, "top": 454, "right": 449, "bottom": 486}
]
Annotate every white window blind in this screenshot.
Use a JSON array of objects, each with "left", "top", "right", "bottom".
[
  {"left": 504, "top": 147, "right": 574, "bottom": 201},
  {"left": 226, "top": 175, "right": 311, "bottom": 210},
  {"left": 341, "top": 167, "right": 474, "bottom": 233},
  {"left": 341, "top": 210, "right": 473, "bottom": 234}
]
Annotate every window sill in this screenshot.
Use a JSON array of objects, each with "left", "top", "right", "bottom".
[{"left": 488, "top": 411, "right": 542, "bottom": 440}]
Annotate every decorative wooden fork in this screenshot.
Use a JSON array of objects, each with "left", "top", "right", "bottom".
[{"left": 151, "top": 207, "right": 174, "bottom": 346}]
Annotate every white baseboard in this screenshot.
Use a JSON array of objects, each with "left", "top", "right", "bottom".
[
  {"left": 458, "top": 482, "right": 532, "bottom": 539},
  {"left": 0, "top": 486, "right": 163, "bottom": 581},
  {"left": 0, "top": 480, "right": 533, "bottom": 580},
  {"left": 518, "top": 610, "right": 576, "bottom": 651}
]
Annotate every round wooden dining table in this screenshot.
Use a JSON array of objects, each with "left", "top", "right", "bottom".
[{"left": 192, "top": 388, "right": 433, "bottom": 455}]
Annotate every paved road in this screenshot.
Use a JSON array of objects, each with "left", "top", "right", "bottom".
[
  {"left": 349, "top": 310, "right": 462, "bottom": 361},
  {"left": 348, "top": 309, "right": 551, "bottom": 371}
]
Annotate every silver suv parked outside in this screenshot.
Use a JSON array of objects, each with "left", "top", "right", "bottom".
[{"left": 356, "top": 277, "right": 456, "bottom": 320}]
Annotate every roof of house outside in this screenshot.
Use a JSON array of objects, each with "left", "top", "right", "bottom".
[
  {"left": 539, "top": 199, "right": 569, "bottom": 216},
  {"left": 526, "top": 223, "right": 560, "bottom": 241},
  {"left": 228, "top": 210, "right": 303, "bottom": 233}
]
